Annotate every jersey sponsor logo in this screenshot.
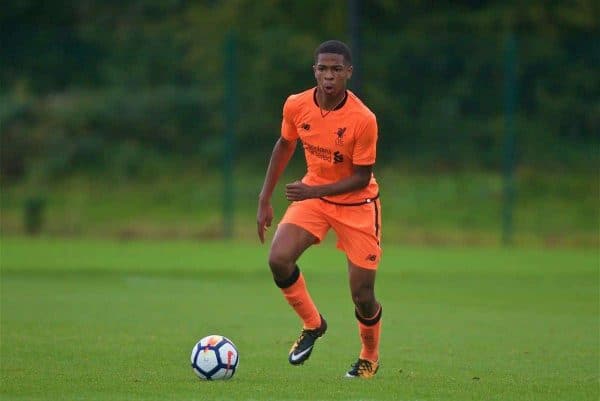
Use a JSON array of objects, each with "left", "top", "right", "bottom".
[
  {"left": 305, "top": 142, "right": 333, "bottom": 162},
  {"left": 304, "top": 142, "right": 344, "bottom": 164},
  {"left": 335, "top": 127, "right": 347, "bottom": 145}
]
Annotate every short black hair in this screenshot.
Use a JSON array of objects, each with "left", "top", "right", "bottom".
[{"left": 314, "top": 40, "right": 352, "bottom": 65}]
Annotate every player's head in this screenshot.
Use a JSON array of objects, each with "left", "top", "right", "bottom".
[
  {"left": 314, "top": 40, "right": 353, "bottom": 66},
  {"left": 313, "top": 40, "right": 353, "bottom": 96}
]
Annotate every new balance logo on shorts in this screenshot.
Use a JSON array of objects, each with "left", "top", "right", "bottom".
[{"left": 366, "top": 254, "right": 377, "bottom": 262}]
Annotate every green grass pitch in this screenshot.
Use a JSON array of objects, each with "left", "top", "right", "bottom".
[{"left": 1, "top": 237, "right": 598, "bottom": 401}]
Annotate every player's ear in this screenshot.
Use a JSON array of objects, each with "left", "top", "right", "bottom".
[{"left": 346, "top": 65, "right": 353, "bottom": 79}]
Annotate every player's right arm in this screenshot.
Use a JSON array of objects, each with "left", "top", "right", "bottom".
[
  {"left": 257, "top": 95, "right": 300, "bottom": 243},
  {"left": 257, "top": 136, "right": 297, "bottom": 243}
]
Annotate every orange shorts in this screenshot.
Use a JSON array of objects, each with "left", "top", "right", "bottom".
[{"left": 279, "top": 197, "right": 382, "bottom": 269}]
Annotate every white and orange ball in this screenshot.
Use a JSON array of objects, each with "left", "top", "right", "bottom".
[{"left": 190, "top": 335, "right": 239, "bottom": 380}]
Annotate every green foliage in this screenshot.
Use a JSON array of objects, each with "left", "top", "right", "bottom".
[
  {"left": 23, "top": 196, "right": 45, "bottom": 235},
  {"left": 1, "top": 1, "right": 598, "bottom": 179},
  {"left": 1, "top": 87, "right": 217, "bottom": 180}
]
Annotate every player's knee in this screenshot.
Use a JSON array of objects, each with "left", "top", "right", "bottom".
[
  {"left": 351, "top": 287, "right": 376, "bottom": 311},
  {"left": 268, "top": 250, "right": 295, "bottom": 278}
]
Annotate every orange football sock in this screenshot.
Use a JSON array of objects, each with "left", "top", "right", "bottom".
[
  {"left": 276, "top": 266, "right": 321, "bottom": 330},
  {"left": 356, "top": 305, "right": 382, "bottom": 362}
]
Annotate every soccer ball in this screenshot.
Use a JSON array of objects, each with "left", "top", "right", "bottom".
[{"left": 190, "top": 335, "right": 239, "bottom": 380}]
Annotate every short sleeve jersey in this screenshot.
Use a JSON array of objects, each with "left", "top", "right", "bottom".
[{"left": 281, "top": 87, "right": 379, "bottom": 204}]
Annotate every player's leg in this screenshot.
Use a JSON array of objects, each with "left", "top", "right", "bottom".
[
  {"left": 329, "top": 200, "right": 382, "bottom": 377},
  {"left": 347, "top": 260, "right": 382, "bottom": 378},
  {"left": 269, "top": 199, "right": 330, "bottom": 365},
  {"left": 269, "top": 222, "right": 322, "bottom": 330}
]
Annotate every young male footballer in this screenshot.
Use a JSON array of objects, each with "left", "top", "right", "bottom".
[{"left": 257, "top": 39, "right": 383, "bottom": 378}]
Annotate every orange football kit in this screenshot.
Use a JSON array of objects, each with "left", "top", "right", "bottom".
[{"left": 279, "top": 87, "right": 382, "bottom": 270}]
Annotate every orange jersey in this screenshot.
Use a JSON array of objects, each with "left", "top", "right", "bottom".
[{"left": 281, "top": 88, "right": 379, "bottom": 204}]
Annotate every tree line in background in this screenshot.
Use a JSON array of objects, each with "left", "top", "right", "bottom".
[{"left": 1, "top": 0, "right": 598, "bottom": 182}]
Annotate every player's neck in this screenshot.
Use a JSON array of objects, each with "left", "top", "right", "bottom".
[{"left": 316, "top": 88, "right": 346, "bottom": 111}]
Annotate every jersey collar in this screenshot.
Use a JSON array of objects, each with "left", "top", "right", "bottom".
[{"left": 313, "top": 88, "right": 348, "bottom": 111}]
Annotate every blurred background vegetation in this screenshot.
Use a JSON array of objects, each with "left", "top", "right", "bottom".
[{"left": 1, "top": 0, "right": 598, "bottom": 247}]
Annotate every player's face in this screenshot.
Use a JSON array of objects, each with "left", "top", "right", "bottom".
[{"left": 313, "top": 53, "right": 353, "bottom": 97}]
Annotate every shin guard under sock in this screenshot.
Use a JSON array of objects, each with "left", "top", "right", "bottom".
[
  {"left": 275, "top": 266, "right": 321, "bottom": 329},
  {"left": 355, "top": 305, "right": 382, "bottom": 362}
]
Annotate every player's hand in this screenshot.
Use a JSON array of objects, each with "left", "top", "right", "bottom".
[
  {"left": 285, "top": 180, "right": 315, "bottom": 201},
  {"left": 256, "top": 201, "right": 273, "bottom": 244}
]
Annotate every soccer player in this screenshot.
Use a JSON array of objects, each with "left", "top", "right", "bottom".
[{"left": 256, "top": 40, "right": 382, "bottom": 378}]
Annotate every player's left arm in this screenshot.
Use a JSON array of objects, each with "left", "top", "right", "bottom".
[{"left": 285, "top": 164, "right": 372, "bottom": 201}]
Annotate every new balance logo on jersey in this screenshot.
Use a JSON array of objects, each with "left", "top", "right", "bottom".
[
  {"left": 301, "top": 123, "right": 311, "bottom": 131},
  {"left": 335, "top": 127, "right": 347, "bottom": 145}
]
